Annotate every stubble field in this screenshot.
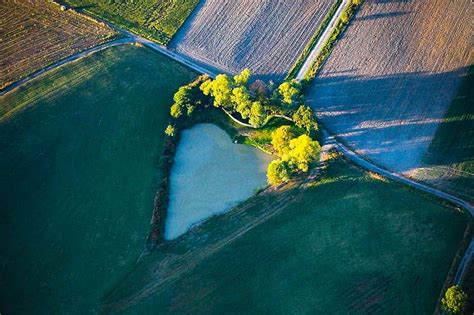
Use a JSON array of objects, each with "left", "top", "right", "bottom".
[
  {"left": 0, "top": 0, "right": 115, "bottom": 90},
  {"left": 306, "top": 0, "right": 473, "bottom": 201},
  {"left": 170, "top": 0, "right": 334, "bottom": 81}
]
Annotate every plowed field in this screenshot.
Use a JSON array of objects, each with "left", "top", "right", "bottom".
[
  {"left": 170, "top": 0, "right": 334, "bottom": 81},
  {"left": 306, "top": 0, "right": 473, "bottom": 201},
  {"left": 0, "top": 0, "right": 115, "bottom": 90}
]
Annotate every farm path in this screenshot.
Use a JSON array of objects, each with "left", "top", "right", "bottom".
[{"left": 295, "top": 0, "right": 349, "bottom": 81}]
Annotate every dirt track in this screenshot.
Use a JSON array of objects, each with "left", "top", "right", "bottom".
[
  {"left": 306, "top": 0, "right": 473, "bottom": 201},
  {"left": 169, "top": 0, "right": 334, "bottom": 81}
]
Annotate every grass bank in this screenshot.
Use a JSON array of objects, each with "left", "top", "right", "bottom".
[{"left": 104, "top": 155, "right": 468, "bottom": 314}]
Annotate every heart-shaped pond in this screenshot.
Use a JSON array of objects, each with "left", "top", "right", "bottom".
[{"left": 165, "top": 123, "right": 274, "bottom": 240}]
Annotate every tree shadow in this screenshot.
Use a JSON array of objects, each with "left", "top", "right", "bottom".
[
  {"left": 306, "top": 66, "right": 473, "bottom": 200},
  {"left": 356, "top": 11, "right": 411, "bottom": 21}
]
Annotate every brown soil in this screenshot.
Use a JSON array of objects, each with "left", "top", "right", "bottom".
[
  {"left": 306, "top": 0, "right": 473, "bottom": 200},
  {"left": 0, "top": 0, "right": 115, "bottom": 90},
  {"left": 169, "top": 0, "right": 334, "bottom": 82}
]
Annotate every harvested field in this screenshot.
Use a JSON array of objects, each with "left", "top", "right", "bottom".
[
  {"left": 170, "top": 0, "right": 334, "bottom": 82},
  {"left": 0, "top": 0, "right": 115, "bottom": 90},
  {"left": 64, "top": 0, "right": 199, "bottom": 45},
  {"left": 306, "top": 0, "right": 473, "bottom": 201}
]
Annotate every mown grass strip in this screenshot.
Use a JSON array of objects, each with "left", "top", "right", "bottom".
[
  {"left": 286, "top": 0, "right": 342, "bottom": 80},
  {"left": 303, "top": 1, "right": 361, "bottom": 83}
]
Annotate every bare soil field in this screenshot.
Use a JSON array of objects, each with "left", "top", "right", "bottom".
[
  {"left": 169, "top": 0, "right": 334, "bottom": 82},
  {"left": 306, "top": 0, "right": 473, "bottom": 201},
  {"left": 0, "top": 0, "right": 115, "bottom": 90}
]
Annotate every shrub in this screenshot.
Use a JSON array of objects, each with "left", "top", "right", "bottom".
[
  {"left": 292, "top": 105, "right": 318, "bottom": 134},
  {"left": 442, "top": 285, "right": 468, "bottom": 314},
  {"left": 267, "top": 159, "right": 290, "bottom": 186},
  {"left": 164, "top": 124, "right": 175, "bottom": 137},
  {"left": 286, "top": 134, "right": 321, "bottom": 172},
  {"left": 271, "top": 126, "right": 294, "bottom": 156}
]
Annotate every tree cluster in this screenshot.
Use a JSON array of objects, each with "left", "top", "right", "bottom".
[
  {"left": 170, "top": 75, "right": 210, "bottom": 120},
  {"left": 267, "top": 126, "right": 321, "bottom": 186},
  {"left": 200, "top": 69, "right": 268, "bottom": 128},
  {"left": 442, "top": 285, "right": 468, "bottom": 314}
]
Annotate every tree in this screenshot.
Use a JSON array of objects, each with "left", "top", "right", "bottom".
[
  {"left": 200, "top": 74, "right": 233, "bottom": 109},
  {"left": 292, "top": 105, "right": 318, "bottom": 134},
  {"left": 442, "top": 285, "right": 467, "bottom": 314},
  {"left": 164, "top": 124, "right": 175, "bottom": 137},
  {"left": 170, "top": 102, "right": 184, "bottom": 119},
  {"left": 249, "top": 101, "right": 266, "bottom": 128},
  {"left": 231, "top": 86, "right": 252, "bottom": 119},
  {"left": 271, "top": 126, "right": 294, "bottom": 156},
  {"left": 276, "top": 80, "right": 301, "bottom": 107},
  {"left": 267, "top": 159, "right": 290, "bottom": 186},
  {"left": 234, "top": 68, "right": 251, "bottom": 86},
  {"left": 286, "top": 134, "right": 320, "bottom": 172}
]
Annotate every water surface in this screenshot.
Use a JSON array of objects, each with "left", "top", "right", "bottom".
[{"left": 165, "top": 123, "right": 273, "bottom": 240}]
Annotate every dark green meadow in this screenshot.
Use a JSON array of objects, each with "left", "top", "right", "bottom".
[
  {"left": 105, "top": 157, "right": 468, "bottom": 314},
  {"left": 0, "top": 44, "right": 196, "bottom": 313}
]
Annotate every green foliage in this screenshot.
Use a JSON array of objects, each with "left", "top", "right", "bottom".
[
  {"left": 275, "top": 80, "right": 302, "bottom": 107},
  {"left": 292, "top": 105, "right": 318, "bottom": 134},
  {"left": 442, "top": 285, "right": 467, "bottom": 314},
  {"left": 268, "top": 127, "right": 321, "bottom": 185},
  {"left": 231, "top": 86, "right": 252, "bottom": 119},
  {"left": 248, "top": 101, "right": 267, "bottom": 128},
  {"left": 233, "top": 68, "right": 251, "bottom": 86},
  {"left": 170, "top": 102, "right": 184, "bottom": 118},
  {"left": 170, "top": 75, "right": 209, "bottom": 119},
  {"left": 267, "top": 159, "right": 290, "bottom": 186},
  {"left": 63, "top": 0, "right": 199, "bottom": 45},
  {"left": 285, "top": 134, "right": 321, "bottom": 172},
  {"left": 200, "top": 74, "right": 234, "bottom": 110},
  {"left": 164, "top": 124, "right": 175, "bottom": 137},
  {"left": 271, "top": 126, "right": 294, "bottom": 156}
]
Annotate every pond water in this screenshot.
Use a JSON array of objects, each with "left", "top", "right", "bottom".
[{"left": 165, "top": 123, "right": 273, "bottom": 240}]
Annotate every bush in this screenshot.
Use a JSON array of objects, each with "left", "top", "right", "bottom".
[
  {"left": 442, "top": 285, "right": 468, "bottom": 314},
  {"left": 164, "top": 124, "right": 175, "bottom": 137},
  {"left": 292, "top": 105, "right": 318, "bottom": 134},
  {"left": 267, "top": 159, "right": 290, "bottom": 186}
]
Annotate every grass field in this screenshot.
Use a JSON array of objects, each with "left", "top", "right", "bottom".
[
  {"left": 104, "top": 157, "right": 467, "bottom": 314},
  {"left": 169, "top": 0, "right": 334, "bottom": 81},
  {"left": 64, "top": 0, "right": 199, "bottom": 45},
  {"left": 0, "top": 0, "right": 115, "bottom": 90},
  {"left": 0, "top": 44, "right": 197, "bottom": 313},
  {"left": 305, "top": 0, "right": 472, "bottom": 200}
]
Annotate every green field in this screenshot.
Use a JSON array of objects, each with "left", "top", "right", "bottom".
[
  {"left": 0, "top": 44, "right": 196, "bottom": 313},
  {"left": 64, "top": 0, "right": 199, "bottom": 45},
  {"left": 104, "top": 157, "right": 468, "bottom": 314}
]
